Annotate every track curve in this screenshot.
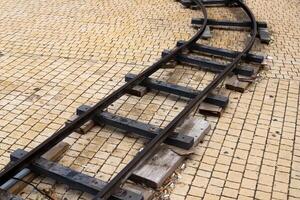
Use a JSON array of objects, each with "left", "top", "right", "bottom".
[
  {"left": 0, "top": 0, "right": 209, "bottom": 188},
  {"left": 0, "top": 1, "right": 259, "bottom": 200},
  {"left": 93, "top": 0, "right": 257, "bottom": 199}
]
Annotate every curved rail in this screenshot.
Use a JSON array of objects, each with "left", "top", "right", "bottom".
[
  {"left": 0, "top": 0, "right": 258, "bottom": 199},
  {"left": 0, "top": 0, "right": 208, "bottom": 188},
  {"left": 92, "top": 1, "right": 208, "bottom": 199},
  {"left": 93, "top": 0, "right": 257, "bottom": 199}
]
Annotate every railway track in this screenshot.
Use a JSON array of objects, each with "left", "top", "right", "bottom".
[{"left": 0, "top": 0, "right": 269, "bottom": 199}]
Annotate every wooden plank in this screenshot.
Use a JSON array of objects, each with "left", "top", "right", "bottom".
[
  {"left": 130, "top": 146, "right": 184, "bottom": 189},
  {"left": 199, "top": 89, "right": 229, "bottom": 116},
  {"left": 124, "top": 182, "right": 155, "bottom": 200},
  {"left": 171, "top": 118, "right": 211, "bottom": 156},
  {"left": 237, "top": 66, "right": 260, "bottom": 82},
  {"left": 126, "top": 85, "right": 149, "bottom": 97},
  {"left": 66, "top": 115, "right": 95, "bottom": 134},
  {"left": 130, "top": 118, "right": 210, "bottom": 188},
  {"left": 199, "top": 102, "right": 223, "bottom": 117},
  {"left": 7, "top": 142, "right": 69, "bottom": 195},
  {"left": 225, "top": 75, "right": 250, "bottom": 92}
]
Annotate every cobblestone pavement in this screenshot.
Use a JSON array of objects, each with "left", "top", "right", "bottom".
[{"left": 0, "top": 0, "right": 299, "bottom": 199}]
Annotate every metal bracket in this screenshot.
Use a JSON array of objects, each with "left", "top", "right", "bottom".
[
  {"left": 10, "top": 149, "right": 143, "bottom": 200},
  {"left": 162, "top": 50, "right": 254, "bottom": 76},
  {"left": 124, "top": 73, "right": 229, "bottom": 107},
  {"left": 202, "top": 26, "right": 212, "bottom": 39},
  {"left": 176, "top": 40, "right": 264, "bottom": 64},
  {"left": 180, "top": 0, "right": 240, "bottom": 8},
  {"left": 77, "top": 105, "right": 195, "bottom": 150}
]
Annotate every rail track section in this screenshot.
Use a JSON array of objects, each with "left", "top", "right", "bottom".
[{"left": 0, "top": 0, "right": 269, "bottom": 199}]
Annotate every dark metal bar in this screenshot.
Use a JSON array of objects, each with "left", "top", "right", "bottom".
[
  {"left": 203, "top": 0, "right": 235, "bottom": 5},
  {"left": 10, "top": 149, "right": 142, "bottom": 200},
  {"left": 93, "top": 0, "right": 257, "bottom": 199},
  {"left": 191, "top": 18, "right": 270, "bottom": 44},
  {"left": 181, "top": 0, "right": 238, "bottom": 7},
  {"left": 180, "top": 0, "right": 196, "bottom": 7},
  {"left": 180, "top": 0, "right": 195, "bottom": 7},
  {"left": 125, "top": 73, "right": 229, "bottom": 107},
  {"left": 176, "top": 40, "right": 264, "bottom": 63},
  {"left": 192, "top": 18, "right": 267, "bottom": 28},
  {"left": 77, "top": 105, "right": 195, "bottom": 150},
  {"left": 0, "top": 0, "right": 209, "bottom": 187},
  {"left": 0, "top": 168, "right": 31, "bottom": 191},
  {"left": 162, "top": 50, "right": 254, "bottom": 76}
]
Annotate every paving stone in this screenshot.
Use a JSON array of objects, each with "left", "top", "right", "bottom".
[{"left": 0, "top": 0, "right": 299, "bottom": 199}]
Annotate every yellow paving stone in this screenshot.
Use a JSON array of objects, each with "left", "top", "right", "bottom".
[
  {"left": 186, "top": 195, "right": 202, "bottom": 200},
  {"left": 189, "top": 186, "right": 205, "bottom": 197},
  {"left": 169, "top": 194, "right": 185, "bottom": 200},
  {"left": 203, "top": 193, "right": 220, "bottom": 200},
  {"left": 222, "top": 187, "right": 239, "bottom": 198},
  {"left": 0, "top": 0, "right": 298, "bottom": 199},
  {"left": 224, "top": 181, "right": 240, "bottom": 191},
  {"left": 206, "top": 185, "right": 223, "bottom": 196},
  {"left": 173, "top": 182, "right": 190, "bottom": 196},
  {"left": 255, "top": 190, "right": 272, "bottom": 200}
]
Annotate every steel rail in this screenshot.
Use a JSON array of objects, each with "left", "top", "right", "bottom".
[
  {"left": 0, "top": 0, "right": 208, "bottom": 187},
  {"left": 93, "top": 0, "right": 257, "bottom": 199}
]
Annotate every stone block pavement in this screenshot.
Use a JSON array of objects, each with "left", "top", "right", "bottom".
[{"left": 0, "top": 0, "right": 299, "bottom": 199}]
